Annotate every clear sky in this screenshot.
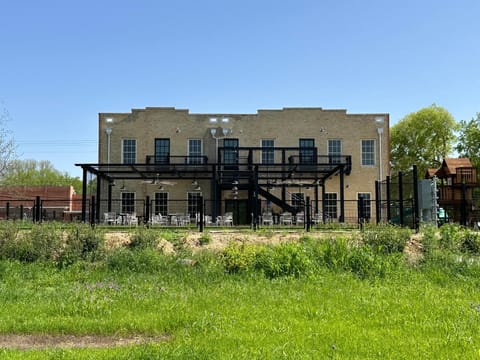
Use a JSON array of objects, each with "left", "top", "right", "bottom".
[{"left": 1, "top": 0, "right": 479, "bottom": 178}]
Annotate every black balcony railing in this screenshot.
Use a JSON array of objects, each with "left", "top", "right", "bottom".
[{"left": 145, "top": 155, "right": 209, "bottom": 165}]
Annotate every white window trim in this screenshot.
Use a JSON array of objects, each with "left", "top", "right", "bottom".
[
  {"left": 121, "top": 138, "right": 137, "bottom": 164},
  {"left": 327, "top": 139, "right": 342, "bottom": 155},
  {"left": 188, "top": 139, "right": 203, "bottom": 156},
  {"left": 360, "top": 139, "right": 376, "bottom": 167},
  {"left": 261, "top": 139, "right": 275, "bottom": 164}
]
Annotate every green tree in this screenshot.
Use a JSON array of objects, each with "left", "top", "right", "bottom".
[
  {"left": 0, "top": 159, "right": 82, "bottom": 193},
  {"left": 390, "top": 105, "right": 458, "bottom": 176},
  {"left": 456, "top": 113, "right": 480, "bottom": 169}
]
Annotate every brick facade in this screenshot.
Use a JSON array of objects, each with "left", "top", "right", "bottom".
[{"left": 91, "top": 107, "right": 389, "bottom": 224}]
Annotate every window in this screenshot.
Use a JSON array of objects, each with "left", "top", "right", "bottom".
[
  {"left": 154, "top": 192, "right": 168, "bottom": 215},
  {"left": 261, "top": 139, "right": 275, "bottom": 164},
  {"left": 358, "top": 193, "right": 371, "bottom": 221},
  {"left": 324, "top": 193, "right": 337, "bottom": 219},
  {"left": 187, "top": 192, "right": 202, "bottom": 217},
  {"left": 121, "top": 192, "right": 135, "bottom": 214},
  {"left": 361, "top": 140, "right": 375, "bottom": 166},
  {"left": 188, "top": 139, "right": 202, "bottom": 164},
  {"left": 155, "top": 138, "right": 170, "bottom": 164},
  {"left": 299, "top": 138, "right": 315, "bottom": 164},
  {"left": 328, "top": 139, "right": 342, "bottom": 163},
  {"left": 122, "top": 139, "right": 136, "bottom": 164},
  {"left": 291, "top": 192, "right": 305, "bottom": 212},
  {"left": 224, "top": 138, "right": 238, "bottom": 164}
]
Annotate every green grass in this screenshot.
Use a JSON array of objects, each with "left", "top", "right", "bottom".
[{"left": 0, "top": 224, "right": 479, "bottom": 358}]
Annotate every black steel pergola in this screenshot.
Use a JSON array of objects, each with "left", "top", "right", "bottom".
[{"left": 76, "top": 147, "right": 352, "bottom": 225}]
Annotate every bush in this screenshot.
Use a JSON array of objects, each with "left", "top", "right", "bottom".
[
  {"left": 361, "top": 224, "right": 411, "bottom": 254},
  {"left": 0, "top": 222, "right": 63, "bottom": 262},
  {"left": 221, "top": 242, "right": 259, "bottom": 274},
  {"left": 459, "top": 228, "right": 480, "bottom": 255},
  {"left": 55, "top": 224, "right": 105, "bottom": 268},
  {"left": 438, "top": 223, "right": 462, "bottom": 252},
  {"left": 129, "top": 227, "right": 159, "bottom": 249}
]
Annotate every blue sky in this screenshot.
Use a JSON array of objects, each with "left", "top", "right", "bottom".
[{"left": 1, "top": 0, "right": 479, "bottom": 178}]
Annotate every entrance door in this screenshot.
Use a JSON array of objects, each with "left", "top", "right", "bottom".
[{"left": 226, "top": 199, "right": 248, "bottom": 225}]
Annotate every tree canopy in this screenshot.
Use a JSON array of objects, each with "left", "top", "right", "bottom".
[
  {"left": 0, "top": 159, "right": 82, "bottom": 193},
  {"left": 390, "top": 105, "right": 458, "bottom": 176},
  {"left": 456, "top": 113, "right": 480, "bottom": 170}
]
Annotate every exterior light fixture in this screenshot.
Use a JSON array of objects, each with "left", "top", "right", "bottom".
[
  {"left": 195, "top": 185, "right": 201, "bottom": 191},
  {"left": 158, "top": 185, "right": 164, "bottom": 191}
]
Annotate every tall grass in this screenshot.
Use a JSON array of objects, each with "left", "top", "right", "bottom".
[{"left": 0, "top": 223, "right": 479, "bottom": 358}]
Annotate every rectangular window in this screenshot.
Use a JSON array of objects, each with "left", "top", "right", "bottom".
[
  {"left": 328, "top": 139, "right": 342, "bottom": 164},
  {"left": 358, "top": 193, "right": 371, "bottom": 220},
  {"left": 187, "top": 192, "right": 202, "bottom": 217},
  {"left": 361, "top": 139, "right": 375, "bottom": 166},
  {"left": 154, "top": 138, "right": 170, "bottom": 164},
  {"left": 154, "top": 192, "right": 168, "bottom": 215},
  {"left": 122, "top": 139, "right": 136, "bottom": 164},
  {"left": 188, "top": 139, "right": 202, "bottom": 164},
  {"left": 324, "top": 193, "right": 337, "bottom": 219},
  {"left": 299, "top": 138, "right": 315, "bottom": 164},
  {"left": 261, "top": 139, "right": 275, "bottom": 164},
  {"left": 291, "top": 192, "right": 305, "bottom": 212},
  {"left": 121, "top": 192, "right": 135, "bottom": 214},
  {"left": 224, "top": 138, "right": 239, "bottom": 164}
]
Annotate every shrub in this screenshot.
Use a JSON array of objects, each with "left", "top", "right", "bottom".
[
  {"left": 221, "top": 242, "right": 259, "bottom": 274},
  {"left": 56, "top": 224, "right": 105, "bottom": 268},
  {"left": 0, "top": 222, "right": 63, "bottom": 262},
  {"left": 438, "top": 223, "right": 463, "bottom": 252},
  {"left": 361, "top": 224, "right": 411, "bottom": 254},
  {"left": 460, "top": 228, "right": 480, "bottom": 255},
  {"left": 129, "top": 227, "right": 158, "bottom": 249}
]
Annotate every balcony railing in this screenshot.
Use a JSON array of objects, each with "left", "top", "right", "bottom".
[{"left": 145, "top": 155, "right": 209, "bottom": 165}]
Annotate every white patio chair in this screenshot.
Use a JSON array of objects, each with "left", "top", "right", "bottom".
[
  {"left": 223, "top": 212, "right": 233, "bottom": 226},
  {"left": 279, "top": 212, "right": 293, "bottom": 225},
  {"left": 296, "top": 212, "right": 304, "bottom": 226},
  {"left": 262, "top": 212, "right": 274, "bottom": 226}
]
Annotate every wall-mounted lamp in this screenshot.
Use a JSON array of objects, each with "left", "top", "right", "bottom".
[{"left": 175, "top": 128, "right": 181, "bottom": 133}]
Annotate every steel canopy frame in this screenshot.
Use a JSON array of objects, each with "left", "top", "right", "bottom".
[{"left": 76, "top": 155, "right": 351, "bottom": 224}]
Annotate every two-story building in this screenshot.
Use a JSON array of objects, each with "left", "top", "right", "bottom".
[{"left": 77, "top": 107, "right": 390, "bottom": 225}]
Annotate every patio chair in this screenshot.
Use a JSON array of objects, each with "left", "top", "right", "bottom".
[
  {"left": 279, "top": 212, "right": 293, "bottom": 225},
  {"left": 126, "top": 213, "right": 138, "bottom": 226},
  {"left": 262, "top": 212, "right": 274, "bottom": 226},
  {"left": 296, "top": 212, "right": 304, "bottom": 226},
  {"left": 223, "top": 212, "right": 233, "bottom": 226},
  {"left": 103, "top": 212, "right": 116, "bottom": 225}
]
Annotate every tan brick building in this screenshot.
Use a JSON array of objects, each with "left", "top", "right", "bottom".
[{"left": 78, "top": 107, "right": 390, "bottom": 225}]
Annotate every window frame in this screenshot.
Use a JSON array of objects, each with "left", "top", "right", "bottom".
[
  {"left": 361, "top": 139, "right": 376, "bottom": 166},
  {"left": 188, "top": 139, "right": 203, "bottom": 164},
  {"left": 324, "top": 192, "right": 338, "bottom": 220},
  {"left": 261, "top": 139, "right": 275, "bottom": 164},
  {"left": 187, "top": 192, "right": 202, "bottom": 218},
  {"left": 154, "top": 191, "right": 168, "bottom": 215},
  {"left": 121, "top": 192, "right": 135, "bottom": 214},
  {"left": 122, "top": 139, "right": 137, "bottom": 164},
  {"left": 328, "top": 139, "right": 342, "bottom": 164}
]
